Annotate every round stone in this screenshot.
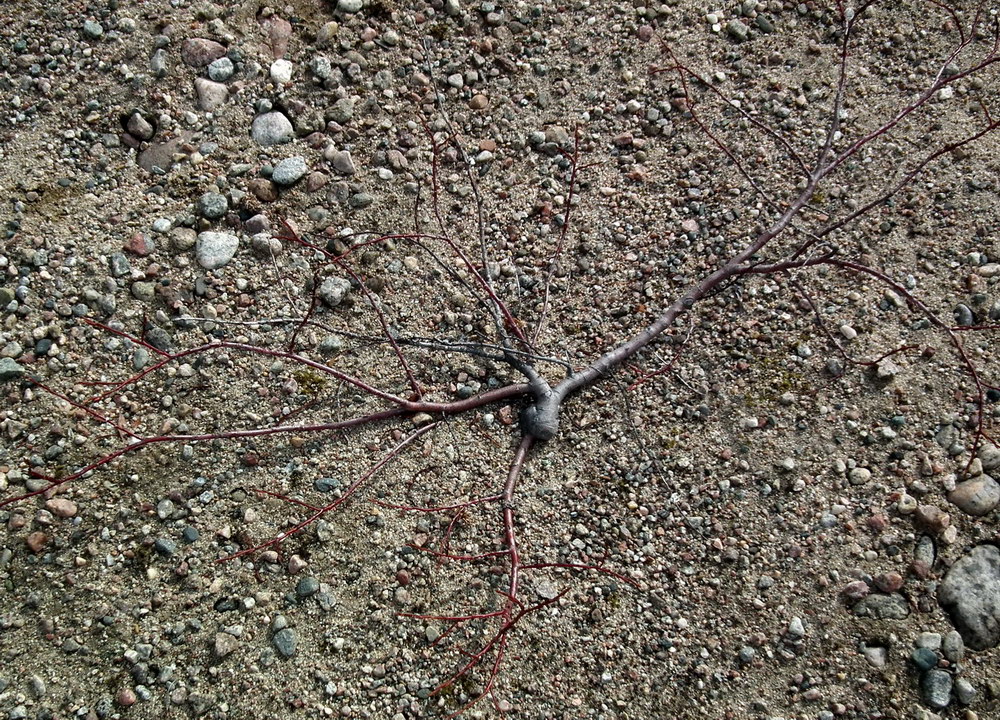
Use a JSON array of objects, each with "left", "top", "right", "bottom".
[
  {"left": 949, "top": 475, "right": 1000, "bottom": 516},
  {"left": 207, "top": 56, "right": 234, "bottom": 82},
  {"left": 198, "top": 192, "right": 228, "bottom": 219},
  {"left": 251, "top": 112, "right": 293, "bottom": 147}
]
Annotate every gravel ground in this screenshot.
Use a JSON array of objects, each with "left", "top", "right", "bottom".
[{"left": 1, "top": 1, "right": 1000, "bottom": 719}]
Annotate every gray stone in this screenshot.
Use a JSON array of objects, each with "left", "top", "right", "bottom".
[
  {"left": 273, "top": 628, "right": 297, "bottom": 657},
  {"left": 318, "top": 277, "right": 352, "bottom": 307},
  {"left": 127, "top": 112, "right": 154, "bottom": 141},
  {"left": 82, "top": 20, "right": 104, "bottom": 39},
  {"left": 194, "top": 78, "right": 229, "bottom": 112},
  {"left": 207, "top": 57, "right": 234, "bottom": 82},
  {"left": 921, "top": 669, "right": 952, "bottom": 709},
  {"left": 862, "top": 645, "right": 887, "bottom": 668},
  {"left": 939, "top": 544, "right": 1000, "bottom": 650},
  {"left": 251, "top": 112, "right": 294, "bottom": 146},
  {"left": 195, "top": 232, "right": 240, "bottom": 270},
  {"left": 948, "top": 475, "right": 1000, "bottom": 516},
  {"left": 954, "top": 677, "right": 977, "bottom": 705},
  {"left": 154, "top": 537, "right": 177, "bottom": 556},
  {"left": 150, "top": 48, "right": 168, "bottom": 77},
  {"left": 910, "top": 647, "right": 938, "bottom": 671},
  {"left": 296, "top": 577, "right": 320, "bottom": 597},
  {"left": 980, "top": 443, "right": 1000, "bottom": 471},
  {"left": 329, "top": 97, "right": 355, "bottom": 124},
  {"left": 0, "top": 358, "right": 25, "bottom": 382},
  {"left": 853, "top": 593, "right": 910, "bottom": 620},
  {"left": 271, "top": 156, "right": 308, "bottom": 186},
  {"left": 198, "top": 192, "right": 228, "bottom": 219},
  {"left": 108, "top": 253, "right": 131, "bottom": 277},
  {"left": 213, "top": 632, "right": 238, "bottom": 659},
  {"left": 337, "top": 0, "right": 364, "bottom": 13},
  {"left": 726, "top": 20, "right": 750, "bottom": 42},
  {"left": 942, "top": 630, "right": 965, "bottom": 662}
]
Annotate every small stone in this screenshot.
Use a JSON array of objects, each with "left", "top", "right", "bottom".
[
  {"left": 196, "top": 232, "right": 240, "bottom": 270},
  {"left": 979, "top": 443, "right": 1000, "bottom": 471},
  {"left": 469, "top": 94, "right": 489, "bottom": 110},
  {"left": 273, "top": 628, "right": 297, "bottom": 657},
  {"left": 181, "top": 38, "right": 227, "bottom": 67},
  {"left": 916, "top": 632, "right": 942, "bottom": 650},
  {"left": 955, "top": 677, "right": 977, "bottom": 705},
  {"left": 297, "top": 577, "right": 320, "bottom": 597},
  {"left": 213, "top": 632, "right": 238, "bottom": 659},
  {"left": 125, "top": 232, "right": 156, "bottom": 256},
  {"left": 116, "top": 688, "right": 137, "bottom": 707},
  {"left": 271, "top": 156, "right": 308, "bottom": 186},
  {"left": 337, "top": 0, "right": 364, "bottom": 13},
  {"left": 942, "top": 630, "right": 965, "bottom": 662},
  {"left": 949, "top": 475, "right": 1000, "bottom": 516},
  {"left": 26, "top": 532, "right": 48, "bottom": 553},
  {"left": 915, "top": 504, "right": 951, "bottom": 534},
  {"left": 269, "top": 59, "right": 294, "bottom": 84},
  {"left": 317, "top": 21, "right": 340, "bottom": 47},
  {"left": 849, "top": 467, "right": 872, "bottom": 485},
  {"left": 248, "top": 179, "right": 278, "bottom": 203},
  {"left": 44, "top": 498, "right": 77, "bottom": 518},
  {"left": 726, "top": 19, "right": 750, "bottom": 42},
  {"left": 325, "top": 148, "right": 356, "bottom": 175},
  {"left": 287, "top": 554, "right": 307, "bottom": 574},
  {"left": 109, "top": 252, "right": 131, "bottom": 277},
  {"left": 198, "top": 192, "right": 228, "bottom": 219},
  {"left": 853, "top": 593, "right": 909, "bottom": 620},
  {"left": 841, "top": 580, "right": 870, "bottom": 602},
  {"left": 127, "top": 112, "right": 154, "bottom": 141},
  {"left": 154, "top": 537, "right": 177, "bottom": 556},
  {"left": 251, "top": 112, "right": 294, "bottom": 147},
  {"left": 876, "top": 358, "right": 901, "bottom": 379},
  {"left": 82, "top": 20, "right": 104, "bottom": 39},
  {"left": 873, "top": 572, "right": 904, "bottom": 593},
  {"left": 318, "top": 277, "right": 352, "bottom": 307},
  {"left": 921, "top": 669, "right": 953, "bottom": 709},
  {"left": 261, "top": 15, "right": 293, "bottom": 58},
  {"left": 207, "top": 57, "right": 234, "bottom": 82},
  {"left": 787, "top": 617, "right": 805, "bottom": 640},
  {"left": 329, "top": 97, "right": 355, "bottom": 124},
  {"left": 862, "top": 645, "right": 887, "bottom": 668},
  {"left": 194, "top": 78, "right": 229, "bottom": 111},
  {"left": 0, "top": 358, "right": 26, "bottom": 382}
]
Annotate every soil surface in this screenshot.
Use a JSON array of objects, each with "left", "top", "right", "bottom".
[{"left": 1, "top": 1, "right": 999, "bottom": 719}]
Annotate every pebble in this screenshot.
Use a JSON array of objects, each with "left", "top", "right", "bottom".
[
  {"left": 82, "top": 20, "right": 104, "bottom": 39},
  {"left": 0, "top": 358, "right": 25, "bottom": 381},
  {"left": 910, "top": 647, "right": 939, "bottom": 671},
  {"left": 337, "top": 0, "right": 364, "bottom": 13},
  {"left": 273, "top": 628, "right": 297, "bottom": 657},
  {"left": 45, "top": 497, "right": 78, "bottom": 518},
  {"left": 325, "top": 148, "right": 356, "bottom": 175},
  {"left": 915, "top": 505, "right": 950, "bottom": 534},
  {"left": 921, "top": 669, "right": 952, "bottom": 709},
  {"left": 271, "top": 156, "right": 308, "bottom": 186},
  {"left": 207, "top": 57, "right": 234, "bottom": 82},
  {"left": 198, "top": 192, "right": 228, "bottom": 219},
  {"left": 979, "top": 443, "right": 1000, "bottom": 471},
  {"left": 938, "top": 544, "right": 1000, "bottom": 649},
  {"left": 116, "top": 688, "right": 137, "bottom": 707},
  {"left": 251, "top": 112, "right": 294, "bottom": 146},
  {"left": 954, "top": 303, "right": 975, "bottom": 326},
  {"left": 213, "top": 632, "right": 239, "bottom": 659},
  {"left": 318, "top": 277, "right": 352, "bottom": 307},
  {"left": 109, "top": 252, "right": 131, "bottom": 277},
  {"left": 954, "top": 677, "right": 977, "bottom": 705},
  {"left": 297, "top": 577, "right": 320, "bottom": 597},
  {"left": 195, "top": 232, "right": 240, "bottom": 270},
  {"left": 948, "top": 475, "right": 1000, "bottom": 516},
  {"left": 194, "top": 78, "right": 229, "bottom": 112},
  {"left": 269, "top": 59, "right": 294, "bottom": 84},
  {"left": 942, "top": 630, "right": 965, "bottom": 662},
  {"left": 181, "top": 38, "right": 227, "bottom": 67},
  {"left": 853, "top": 593, "right": 909, "bottom": 620},
  {"left": 862, "top": 645, "right": 887, "bottom": 668},
  {"left": 127, "top": 112, "right": 154, "bottom": 141}
]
